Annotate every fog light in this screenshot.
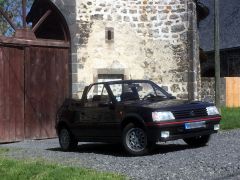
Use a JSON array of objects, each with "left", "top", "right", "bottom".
[
  {"left": 161, "top": 131, "right": 170, "bottom": 138},
  {"left": 214, "top": 124, "right": 220, "bottom": 130}
]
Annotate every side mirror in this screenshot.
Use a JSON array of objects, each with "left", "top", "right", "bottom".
[{"left": 169, "top": 94, "right": 176, "bottom": 99}]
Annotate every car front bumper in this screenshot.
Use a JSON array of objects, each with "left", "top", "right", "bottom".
[{"left": 145, "top": 116, "right": 221, "bottom": 142}]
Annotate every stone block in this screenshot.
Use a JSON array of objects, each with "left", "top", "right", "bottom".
[
  {"left": 172, "top": 9, "right": 186, "bottom": 13},
  {"left": 95, "top": 8, "right": 102, "bottom": 12},
  {"left": 159, "top": 15, "right": 167, "bottom": 20},
  {"left": 71, "top": 73, "right": 78, "bottom": 83},
  {"left": 162, "top": 27, "right": 169, "bottom": 33},
  {"left": 165, "top": 21, "right": 173, "bottom": 25},
  {"left": 121, "top": 9, "right": 127, "bottom": 13},
  {"left": 132, "top": 17, "right": 138, "bottom": 21},
  {"left": 107, "top": 15, "right": 113, "bottom": 21},
  {"left": 71, "top": 64, "right": 78, "bottom": 73},
  {"left": 138, "top": 23, "right": 145, "bottom": 28},
  {"left": 72, "top": 83, "right": 79, "bottom": 93},
  {"left": 172, "top": 34, "right": 179, "bottom": 38},
  {"left": 124, "top": 16, "right": 130, "bottom": 22},
  {"left": 99, "top": 3, "right": 106, "bottom": 7},
  {"left": 151, "top": 16, "right": 157, "bottom": 20},
  {"left": 91, "top": 14, "right": 104, "bottom": 20},
  {"left": 171, "top": 24, "right": 185, "bottom": 33},
  {"left": 117, "top": 15, "right": 122, "bottom": 21},
  {"left": 140, "top": 15, "right": 148, "bottom": 21},
  {"left": 71, "top": 53, "right": 78, "bottom": 63},
  {"left": 87, "top": 2, "right": 92, "bottom": 5},
  {"left": 129, "top": 10, "right": 137, "bottom": 14},
  {"left": 170, "top": 14, "right": 179, "bottom": 19}
]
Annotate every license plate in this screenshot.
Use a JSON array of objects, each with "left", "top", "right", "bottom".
[{"left": 185, "top": 121, "right": 206, "bottom": 130}]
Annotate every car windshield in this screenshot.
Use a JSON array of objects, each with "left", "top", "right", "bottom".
[{"left": 109, "top": 81, "right": 171, "bottom": 102}]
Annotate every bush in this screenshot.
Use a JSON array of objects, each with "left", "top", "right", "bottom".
[{"left": 220, "top": 107, "right": 240, "bottom": 130}]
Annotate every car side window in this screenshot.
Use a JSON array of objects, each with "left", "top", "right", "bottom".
[
  {"left": 137, "top": 83, "right": 154, "bottom": 99},
  {"left": 85, "top": 84, "right": 110, "bottom": 107},
  {"left": 87, "top": 84, "right": 104, "bottom": 100},
  {"left": 109, "top": 84, "right": 123, "bottom": 102},
  {"left": 154, "top": 87, "right": 168, "bottom": 98}
]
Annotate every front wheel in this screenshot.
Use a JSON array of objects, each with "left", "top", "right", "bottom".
[
  {"left": 122, "top": 123, "right": 150, "bottom": 156},
  {"left": 59, "top": 128, "right": 78, "bottom": 151},
  {"left": 183, "top": 135, "right": 211, "bottom": 147}
]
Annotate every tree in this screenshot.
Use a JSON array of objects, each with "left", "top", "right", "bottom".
[{"left": 0, "top": 0, "right": 33, "bottom": 36}]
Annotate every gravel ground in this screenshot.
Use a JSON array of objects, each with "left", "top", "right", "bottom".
[{"left": 1, "top": 130, "right": 240, "bottom": 180}]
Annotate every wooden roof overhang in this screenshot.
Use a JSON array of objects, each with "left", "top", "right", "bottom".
[
  {"left": 0, "top": 0, "right": 70, "bottom": 46},
  {"left": 26, "top": 0, "right": 70, "bottom": 42}
]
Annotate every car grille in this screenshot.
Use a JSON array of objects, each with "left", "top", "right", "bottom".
[{"left": 172, "top": 108, "right": 208, "bottom": 119}]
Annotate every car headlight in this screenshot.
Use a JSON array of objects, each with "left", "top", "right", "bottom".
[
  {"left": 206, "top": 106, "right": 219, "bottom": 115},
  {"left": 152, "top": 111, "right": 175, "bottom": 122}
]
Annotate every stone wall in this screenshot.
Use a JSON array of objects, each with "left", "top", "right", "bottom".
[
  {"left": 50, "top": 0, "right": 78, "bottom": 95},
  {"left": 201, "top": 77, "right": 226, "bottom": 105},
  {"left": 51, "top": 0, "right": 199, "bottom": 99}
]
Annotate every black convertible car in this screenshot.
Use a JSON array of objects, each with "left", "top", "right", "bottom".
[{"left": 56, "top": 80, "right": 221, "bottom": 155}]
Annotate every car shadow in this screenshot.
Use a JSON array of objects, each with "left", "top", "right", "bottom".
[{"left": 47, "top": 142, "right": 193, "bottom": 157}]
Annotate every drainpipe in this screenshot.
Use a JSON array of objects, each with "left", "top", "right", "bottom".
[
  {"left": 187, "top": 0, "right": 198, "bottom": 101},
  {"left": 214, "top": 0, "right": 221, "bottom": 108}
]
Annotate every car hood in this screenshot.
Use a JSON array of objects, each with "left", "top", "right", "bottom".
[{"left": 122, "top": 99, "right": 212, "bottom": 111}]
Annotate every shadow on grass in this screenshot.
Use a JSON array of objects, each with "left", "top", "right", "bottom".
[{"left": 47, "top": 142, "right": 193, "bottom": 157}]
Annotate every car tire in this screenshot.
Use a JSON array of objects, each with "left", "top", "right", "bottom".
[
  {"left": 59, "top": 128, "right": 78, "bottom": 151},
  {"left": 183, "top": 135, "right": 211, "bottom": 147},
  {"left": 122, "top": 123, "right": 150, "bottom": 156}
]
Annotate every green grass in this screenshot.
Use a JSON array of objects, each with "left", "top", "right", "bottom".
[
  {"left": 0, "top": 147, "right": 9, "bottom": 154},
  {"left": 220, "top": 107, "right": 240, "bottom": 130},
  {"left": 0, "top": 158, "right": 125, "bottom": 180},
  {"left": 0, "top": 148, "right": 125, "bottom": 180}
]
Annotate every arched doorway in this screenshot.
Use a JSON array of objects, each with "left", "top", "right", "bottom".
[{"left": 0, "top": 0, "right": 71, "bottom": 142}]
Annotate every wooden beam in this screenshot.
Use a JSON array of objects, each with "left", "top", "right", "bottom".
[
  {"left": 22, "top": 0, "right": 27, "bottom": 28},
  {"left": 0, "top": 7, "right": 17, "bottom": 31},
  {"left": 0, "top": 36, "right": 70, "bottom": 48},
  {"left": 32, "top": 10, "right": 52, "bottom": 33}
]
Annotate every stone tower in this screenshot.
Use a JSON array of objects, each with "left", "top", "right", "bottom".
[{"left": 52, "top": 0, "right": 199, "bottom": 99}]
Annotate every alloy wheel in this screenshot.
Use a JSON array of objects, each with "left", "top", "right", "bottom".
[
  {"left": 59, "top": 129, "right": 70, "bottom": 150},
  {"left": 126, "top": 128, "right": 147, "bottom": 152}
]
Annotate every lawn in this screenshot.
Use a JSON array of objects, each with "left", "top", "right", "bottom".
[
  {"left": 0, "top": 148, "right": 125, "bottom": 180},
  {"left": 220, "top": 107, "right": 240, "bottom": 130}
]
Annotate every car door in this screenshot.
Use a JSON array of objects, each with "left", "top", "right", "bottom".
[
  {"left": 72, "top": 83, "right": 117, "bottom": 138},
  {"left": 73, "top": 84, "right": 104, "bottom": 137},
  {"left": 85, "top": 84, "right": 118, "bottom": 138},
  {"left": 92, "top": 85, "right": 120, "bottom": 138}
]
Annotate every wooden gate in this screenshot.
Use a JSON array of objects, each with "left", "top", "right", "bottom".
[
  {"left": 0, "top": 39, "right": 69, "bottom": 142},
  {"left": 226, "top": 77, "right": 240, "bottom": 107},
  {"left": 0, "top": 46, "right": 25, "bottom": 142}
]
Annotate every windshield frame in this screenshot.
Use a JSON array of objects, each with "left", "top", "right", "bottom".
[{"left": 106, "top": 80, "right": 172, "bottom": 103}]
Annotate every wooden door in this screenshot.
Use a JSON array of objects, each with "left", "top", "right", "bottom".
[
  {"left": 0, "top": 46, "right": 25, "bottom": 142},
  {"left": 24, "top": 46, "right": 69, "bottom": 139}
]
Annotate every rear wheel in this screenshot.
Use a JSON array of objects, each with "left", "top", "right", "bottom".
[
  {"left": 59, "top": 128, "right": 78, "bottom": 151},
  {"left": 183, "top": 135, "right": 211, "bottom": 147},
  {"left": 122, "top": 123, "right": 150, "bottom": 156}
]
